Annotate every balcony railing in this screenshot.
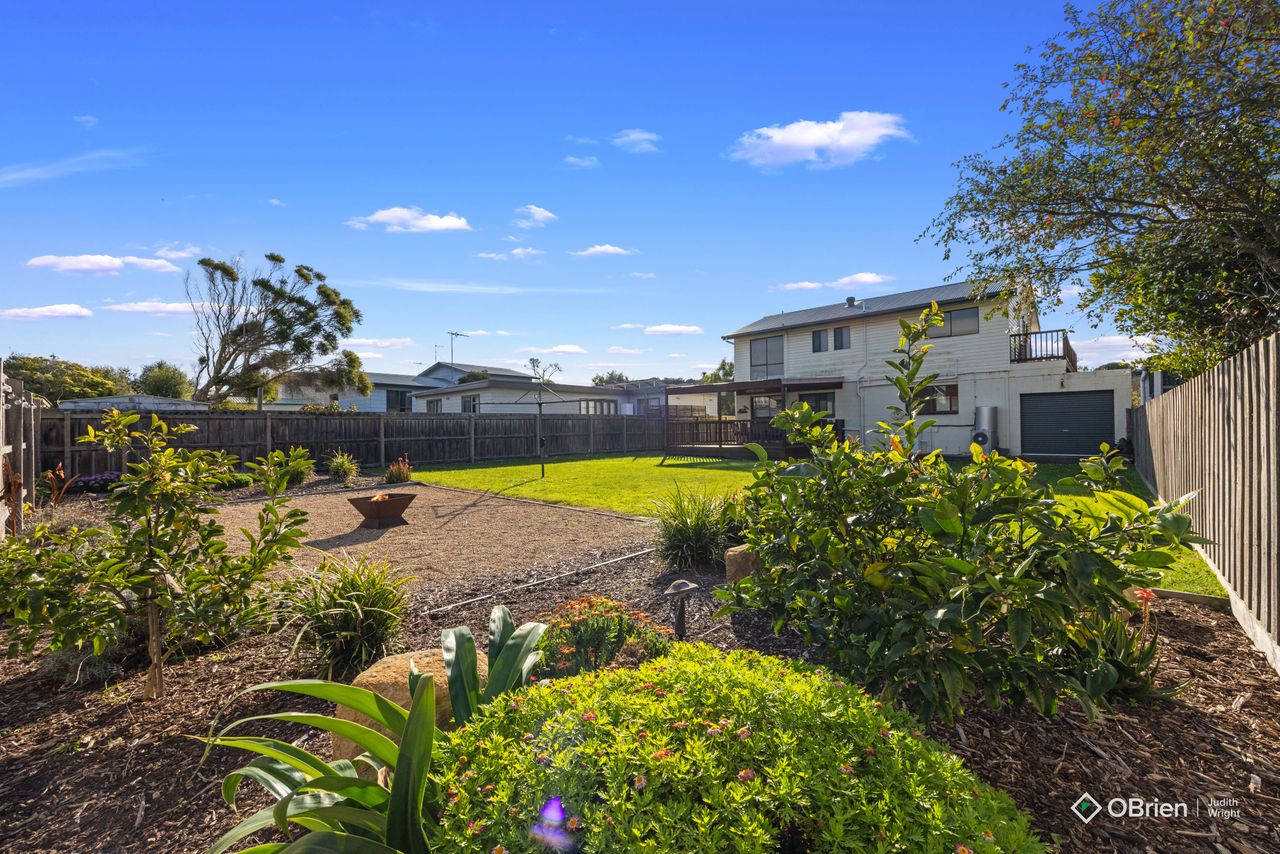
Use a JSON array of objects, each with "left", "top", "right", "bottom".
[{"left": 1010, "top": 330, "right": 1078, "bottom": 372}]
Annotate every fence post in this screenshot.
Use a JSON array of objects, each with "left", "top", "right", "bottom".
[
  {"left": 622, "top": 416, "right": 628, "bottom": 452},
  {"left": 468, "top": 414, "right": 476, "bottom": 462},
  {"left": 62, "top": 412, "right": 71, "bottom": 476},
  {"left": 588, "top": 415, "right": 595, "bottom": 453},
  {"left": 379, "top": 413, "right": 387, "bottom": 468},
  {"left": 264, "top": 413, "right": 273, "bottom": 456}
]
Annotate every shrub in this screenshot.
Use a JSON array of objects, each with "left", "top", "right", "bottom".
[
  {"left": 0, "top": 411, "right": 308, "bottom": 700},
  {"left": 653, "top": 485, "right": 737, "bottom": 569},
  {"left": 215, "top": 472, "right": 254, "bottom": 490},
  {"left": 325, "top": 449, "right": 359, "bottom": 483},
  {"left": 442, "top": 605, "right": 546, "bottom": 727},
  {"left": 536, "top": 596, "right": 673, "bottom": 678},
  {"left": 283, "top": 446, "right": 315, "bottom": 487},
  {"left": 67, "top": 470, "right": 121, "bottom": 493},
  {"left": 721, "top": 306, "right": 1203, "bottom": 722},
  {"left": 431, "top": 644, "right": 1045, "bottom": 852},
  {"left": 275, "top": 555, "right": 409, "bottom": 677},
  {"left": 385, "top": 454, "right": 412, "bottom": 484}
]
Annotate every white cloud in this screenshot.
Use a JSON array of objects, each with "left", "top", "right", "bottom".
[
  {"left": 569, "top": 244, "right": 636, "bottom": 257},
  {"left": 730, "top": 111, "right": 911, "bottom": 169},
  {"left": 1072, "top": 335, "right": 1152, "bottom": 368},
  {"left": 0, "top": 303, "right": 92, "bottom": 319},
  {"left": 517, "top": 344, "right": 588, "bottom": 355},
  {"left": 774, "top": 281, "right": 825, "bottom": 291},
  {"left": 0, "top": 149, "right": 139, "bottom": 189},
  {"left": 154, "top": 242, "right": 202, "bottom": 260},
  {"left": 565, "top": 135, "right": 597, "bottom": 145},
  {"left": 612, "top": 322, "right": 644, "bottom": 330},
  {"left": 667, "top": 353, "right": 687, "bottom": 358},
  {"left": 267, "top": 198, "right": 285, "bottom": 206},
  {"left": 72, "top": 115, "right": 98, "bottom": 129},
  {"left": 611, "top": 128, "right": 661, "bottom": 153},
  {"left": 26, "top": 254, "right": 180, "bottom": 274},
  {"left": 464, "top": 330, "right": 514, "bottom": 337},
  {"left": 831, "top": 271, "right": 894, "bottom": 287},
  {"left": 355, "top": 351, "right": 384, "bottom": 360},
  {"left": 342, "top": 337, "right": 414, "bottom": 348},
  {"left": 476, "top": 247, "right": 545, "bottom": 261},
  {"left": 563, "top": 155, "right": 600, "bottom": 169},
  {"left": 630, "top": 272, "right": 657, "bottom": 279},
  {"left": 645, "top": 323, "right": 703, "bottom": 335},
  {"left": 100, "top": 301, "right": 193, "bottom": 314},
  {"left": 608, "top": 346, "right": 643, "bottom": 355},
  {"left": 149, "top": 331, "right": 174, "bottom": 337},
  {"left": 476, "top": 252, "right": 507, "bottom": 260},
  {"left": 346, "top": 206, "right": 471, "bottom": 233},
  {"left": 514, "top": 204, "right": 557, "bottom": 229}
]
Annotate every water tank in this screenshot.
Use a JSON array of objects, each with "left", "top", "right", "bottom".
[{"left": 972, "top": 406, "right": 998, "bottom": 453}]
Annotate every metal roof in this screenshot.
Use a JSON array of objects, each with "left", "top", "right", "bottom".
[
  {"left": 363, "top": 372, "right": 424, "bottom": 387},
  {"left": 428, "top": 361, "right": 533, "bottom": 378},
  {"left": 408, "top": 378, "right": 630, "bottom": 398},
  {"left": 723, "top": 281, "right": 1000, "bottom": 339}
]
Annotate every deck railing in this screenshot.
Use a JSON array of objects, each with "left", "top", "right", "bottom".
[
  {"left": 666, "top": 417, "right": 844, "bottom": 450},
  {"left": 1010, "top": 330, "right": 1078, "bottom": 371}
]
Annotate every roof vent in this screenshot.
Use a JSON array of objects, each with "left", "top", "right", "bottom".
[{"left": 846, "top": 296, "right": 865, "bottom": 310}]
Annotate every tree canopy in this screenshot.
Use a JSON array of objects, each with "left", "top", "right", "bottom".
[
  {"left": 456, "top": 370, "right": 490, "bottom": 384},
  {"left": 592, "top": 370, "right": 629, "bottom": 386},
  {"left": 700, "top": 358, "right": 734, "bottom": 383},
  {"left": 2, "top": 355, "right": 132, "bottom": 402},
  {"left": 187, "top": 253, "right": 371, "bottom": 404},
  {"left": 926, "top": 0, "right": 1280, "bottom": 375},
  {"left": 134, "top": 360, "right": 194, "bottom": 399}
]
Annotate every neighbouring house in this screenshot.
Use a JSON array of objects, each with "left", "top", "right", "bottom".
[
  {"left": 409, "top": 374, "right": 719, "bottom": 416},
  {"left": 259, "top": 362, "right": 535, "bottom": 412},
  {"left": 667, "top": 281, "right": 1133, "bottom": 458},
  {"left": 58, "top": 394, "right": 210, "bottom": 412}
]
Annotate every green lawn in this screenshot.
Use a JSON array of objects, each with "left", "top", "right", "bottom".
[
  {"left": 410, "top": 453, "right": 1223, "bottom": 597},
  {"left": 411, "top": 453, "right": 754, "bottom": 517}
]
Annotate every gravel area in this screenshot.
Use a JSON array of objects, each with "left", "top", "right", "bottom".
[{"left": 213, "top": 482, "right": 655, "bottom": 589}]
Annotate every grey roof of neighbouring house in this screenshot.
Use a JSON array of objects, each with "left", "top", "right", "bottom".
[
  {"left": 723, "top": 281, "right": 1001, "bottom": 339},
  {"left": 408, "top": 378, "right": 628, "bottom": 398},
  {"left": 427, "top": 361, "right": 533, "bottom": 378},
  {"left": 364, "top": 372, "right": 425, "bottom": 388}
]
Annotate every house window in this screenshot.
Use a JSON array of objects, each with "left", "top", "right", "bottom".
[
  {"left": 798, "top": 392, "right": 835, "bottom": 416},
  {"left": 920, "top": 384, "right": 960, "bottom": 415},
  {"left": 834, "top": 326, "right": 850, "bottom": 350},
  {"left": 423, "top": 399, "right": 442, "bottom": 414},
  {"left": 750, "top": 395, "right": 782, "bottom": 420},
  {"left": 461, "top": 394, "right": 480, "bottom": 414},
  {"left": 579, "top": 399, "right": 617, "bottom": 415},
  {"left": 926, "top": 307, "right": 980, "bottom": 339},
  {"left": 811, "top": 329, "right": 828, "bottom": 353},
  {"left": 749, "top": 335, "right": 784, "bottom": 380},
  {"left": 328, "top": 393, "right": 340, "bottom": 403},
  {"left": 386, "top": 390, "right": 411, "bottom": 413}
]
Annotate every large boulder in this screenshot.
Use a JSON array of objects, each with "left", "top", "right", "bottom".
[
  {"left": 331, "top": 649, "right": 487, "bottom": 764},
  {"left": 725, "top": 544, "right": 762, "bottom": 584}
]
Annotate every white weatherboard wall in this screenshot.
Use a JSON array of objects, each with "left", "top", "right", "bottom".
[{"left": 336, "top": 387, "right": 389, "bottom": 412}]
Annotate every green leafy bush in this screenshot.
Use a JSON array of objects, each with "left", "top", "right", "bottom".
[
  {"left": 204, "top": 671, "right": 439, "bottom": 853},
  {"left": 431, "top": 644, "right": 1045, "bottom": 852},
  {"left": 653, "top": 484, "right": 739, "bottom": 569},
  {"left": 721, "top": 306, "right": 1203, "bottom": 722},
  {"left": 275, "top": 554, "right": 408, "bottom": 677},
  {"left": 442, "top": 605, "right": 546, "bottom": 727},
  {"left": 536, "top": 595, "right": 673, "bottom": 678},
  {"left": 325, "top": 448, "right": 360, "bottom": 483},
  {"left": 283, "top": 445, "right": 315, "bottom": 487},
  {"left": 215, "top": 472, "right": 254, "bottom": 490},
  {"left": 385, "top": 454, "right": 413, "bottom": 484},
  {"left": 0, "top": 411, "right": 308, "bottom": 700}
]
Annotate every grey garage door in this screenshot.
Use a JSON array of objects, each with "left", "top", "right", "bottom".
[{"left": 1019, "top": 390, "right": 1115, "bottom": 456}]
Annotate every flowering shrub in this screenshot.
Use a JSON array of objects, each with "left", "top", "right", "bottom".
[
  {"left": 386, "top": 454, "right": 413, "bottom": 484},
  {"left": 535, "top": 596, "right": 673, "bottom": 677},
  {"left": 720, "top": 305, "right": 1202, "bottom": 722},
  {"left": 431, "top": 644, "right": 1045, "bottom": 852}
]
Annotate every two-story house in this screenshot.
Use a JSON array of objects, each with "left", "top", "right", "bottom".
[{"left": 668, "top": 282, "right": 1132, "bottom": 458}]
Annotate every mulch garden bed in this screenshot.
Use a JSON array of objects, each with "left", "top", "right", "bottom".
[{"left": 2, "top": 529, "right": 1278, "bottom": 852}]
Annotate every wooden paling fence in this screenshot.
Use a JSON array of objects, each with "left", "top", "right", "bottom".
[
  {"left": 1132, "top": 332, "right": 1279, "bottom": 676},
  {"left": 40, "top": 411, "right": 672, "bottom": 478},
  {"left": 1, "top": 362, "right": 44, "bottom": 537}
]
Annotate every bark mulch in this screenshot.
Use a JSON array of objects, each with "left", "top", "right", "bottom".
[{"left": 2, "top": 544, "right": 1277, "bottom": 852}]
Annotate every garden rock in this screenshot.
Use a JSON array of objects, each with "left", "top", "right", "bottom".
[
  {"left": 724, "top": 544, "right": 761, "bottom": 584},
  {"left": 331, "top": 649, "right": 487, "bottom": 763}
]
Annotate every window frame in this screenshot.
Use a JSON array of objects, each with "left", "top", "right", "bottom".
[
  {"left": 797, "top": 391, "right": 835, "bottom": 416},
  {"left": 833, "top": 326, "right": 850, "bottom": 350},
  {"left": 461, "top": 394, "right": 480, "bottom": 414},
  {"left": 926, "top": 307, "right": 981, "bottom": 339},
  {"left": 749, "top": 335, "right": 784, "bottom": 380},
  {"left": 811, "top": 329, "right": 829, "bottom": 353},
  {"left": 385, "top": 389, "right": 412, "bottom": 413},
  {"left": 422, "top": 398, "right": 442, "bottom": 414},
  {"left": 919, "top": 383, "right": 960, "bottom": 415}
]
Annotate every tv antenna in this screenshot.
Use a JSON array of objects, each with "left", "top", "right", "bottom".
[
  {"left": 447, "top": 331, "right": 469, "bottom": 363},
  {"left": 433, "top": 343, "right": 444, "bottom": 361}
]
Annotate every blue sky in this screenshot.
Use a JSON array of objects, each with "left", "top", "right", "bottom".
[{"left": 0, "top": 1, "right": 1140, "bottom": 383}]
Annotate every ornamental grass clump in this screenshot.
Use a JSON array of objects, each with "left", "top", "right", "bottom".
[
  {"left": 430, "top": 644, "right": 1045, "bottom": 852},
  {"left": 720, "top": 304, "right": 1202, "bottom": 723},
  {"left": 535, "top": 595, "right": 673, "bottom": 677},
  {"left": 653, "top": 484, "right": 739, "bottom": 569},
  {"left": 275, "top": 554, "right": 409, "bottom": 677},
  {"left": 325, "top": 448, "right": 359, "bottom": 483}
]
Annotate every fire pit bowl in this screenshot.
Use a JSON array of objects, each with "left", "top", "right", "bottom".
[{"left": 347, "top": 492, "right": 416, "bottom": 529}]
